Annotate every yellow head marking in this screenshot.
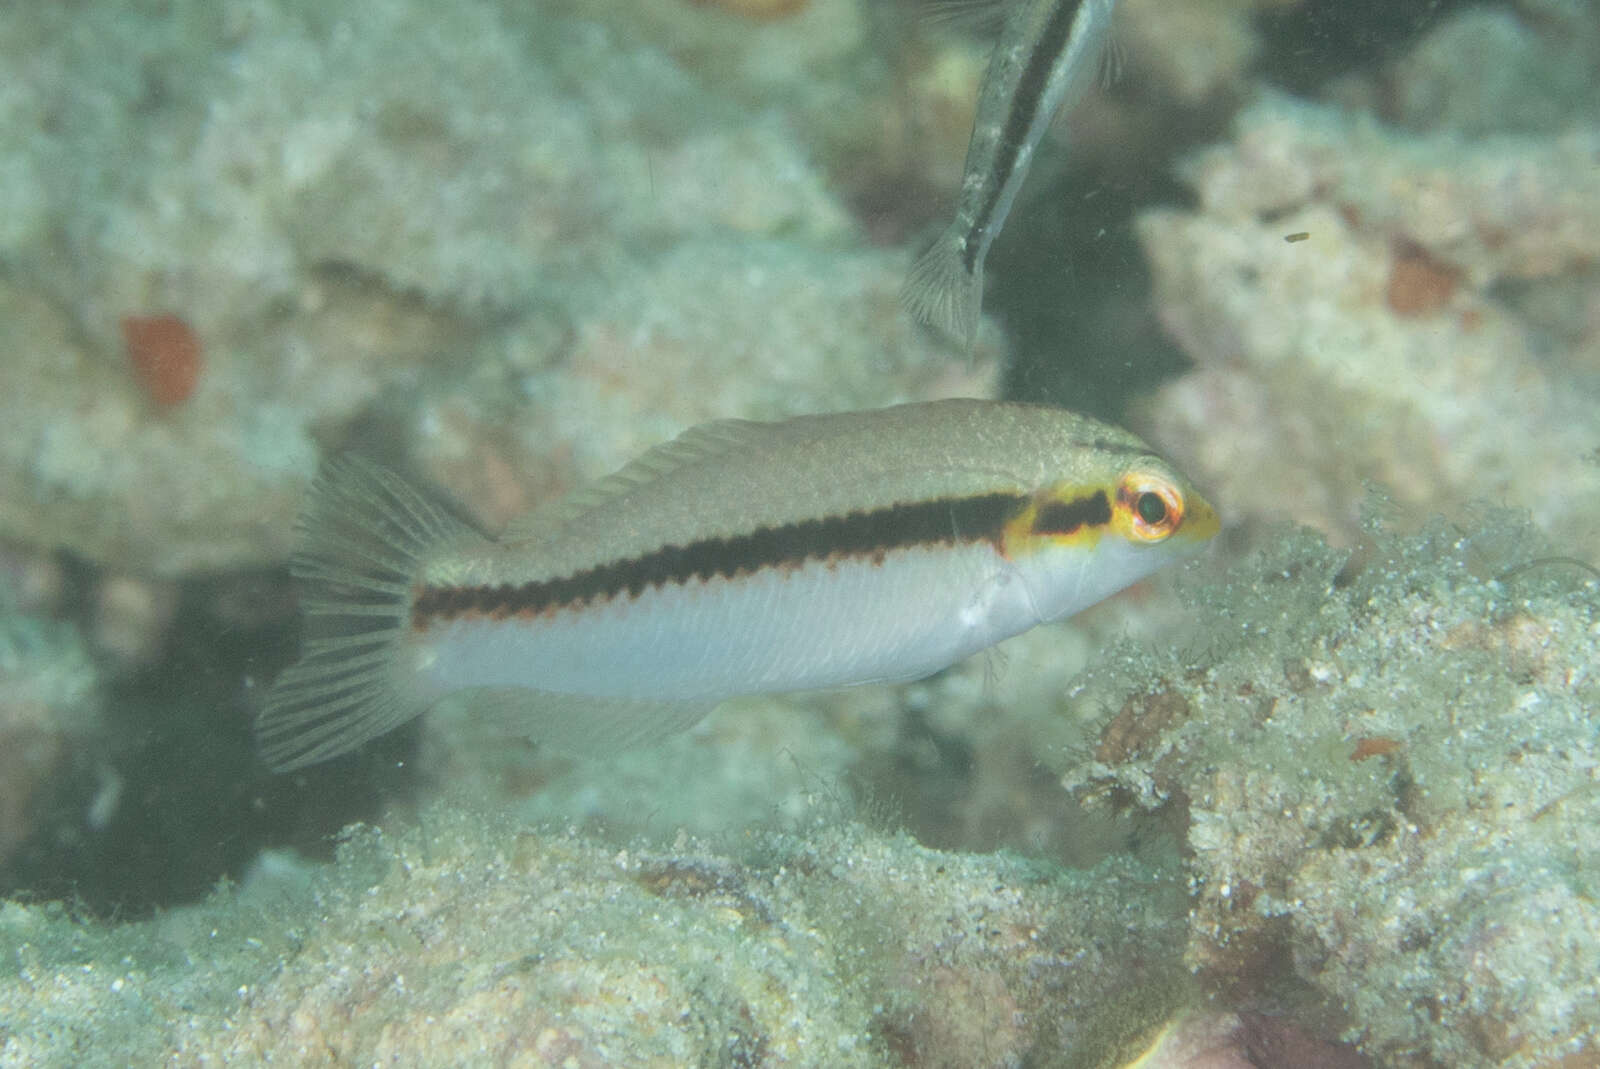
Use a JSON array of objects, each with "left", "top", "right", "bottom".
[{"left": 999, "top": 484, "right": 1113, "bottom": 558}]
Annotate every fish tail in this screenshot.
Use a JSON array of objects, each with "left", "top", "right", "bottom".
[
  {"left": 901, "top": 225, "right": 983, "bottom": 356},
  {"left": 1099, "top": 33, "right": 1125, "bottom": 91},
  {"left": 255, "top": 456, "right": 477, "bottom": 772}
]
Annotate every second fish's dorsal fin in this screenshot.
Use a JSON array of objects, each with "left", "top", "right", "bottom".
[
  {"left": 918, "top": 0, "right": 1013, "bottom": 35},
  {"left": 499, "top": 417, "right": 779, "bottom": 545}
]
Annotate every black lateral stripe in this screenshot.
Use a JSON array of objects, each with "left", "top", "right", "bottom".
[
  {"left": 414, "top": 492, "right": 1028, "bottom": 625},
  {"left": 964, "top": 0, "right": 1087, "bottom": 272},
  {"left": 1033, "top": 489, "right": 1110, "bottom": 535}
]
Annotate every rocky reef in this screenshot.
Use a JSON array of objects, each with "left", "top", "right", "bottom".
[
  {"left": 0, "top": 0, "right": 990, "bottom": 580},
  {"left": 0, "top": 0, "right": 992, "bottom": 910},
  {"left": 1059, "top": 510, "right": 1600, "bottom": 1067},
  {"left": 0, "top": 808, "right": 1191, "bottom": 1067},
  {"left": 7, "top": 509, "right": 1591, "bottom": 1066},
  {"left": 1136, "top": 6, "right": 1600, "bottom": 560}
]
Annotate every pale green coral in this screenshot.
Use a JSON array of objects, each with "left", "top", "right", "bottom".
[{"left": 0, "top": 563, "right": 104, "bottom": 868}]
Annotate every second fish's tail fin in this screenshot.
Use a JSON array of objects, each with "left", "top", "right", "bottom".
[
  {"left": 255, "top": 456, "right": 478, "bottom": 772},
  {"left": 901, "top": 225, "right": 982, "bottom": 356}
]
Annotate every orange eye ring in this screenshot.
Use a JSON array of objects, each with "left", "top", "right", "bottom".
[{"left": 1119, "top": 476, "right": 1184, "bottom": 542}]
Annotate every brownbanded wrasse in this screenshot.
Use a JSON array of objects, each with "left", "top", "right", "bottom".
[{"left": 255, "top": 399, "right": 1216, "bottom": 771}]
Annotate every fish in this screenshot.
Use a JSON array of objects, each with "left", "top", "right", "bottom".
[
  {"left": 902, "top": 0, "right": 1119, "bottom": 353},
  {"left": 255, "top": 398, "right": 1217, "bottom": 771}
]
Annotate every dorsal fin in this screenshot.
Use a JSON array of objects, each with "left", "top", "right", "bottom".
[{"left": 499, "top": 417, "right": 777, "bottom": 545}]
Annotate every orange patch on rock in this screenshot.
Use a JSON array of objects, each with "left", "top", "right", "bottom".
[
  {"left": 121, "top": 314, "right": 203, "bottom": 407},
  {"left": 1096, "top": 689, "right": 1192, "bottom": 764},
  {"left": 1386, "top": 243, "right": 1461, "bottom": 317},
  {"left": 1350, "top": 735, "right": 1402, "bottom": 762}
]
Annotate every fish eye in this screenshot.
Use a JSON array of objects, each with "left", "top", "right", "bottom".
[
  {"left": 1135, "top": 491, "right": 1168, "bottom": 526},
  {"left": 1120, "top": 476, "right": 1184, "bottom": 542}
]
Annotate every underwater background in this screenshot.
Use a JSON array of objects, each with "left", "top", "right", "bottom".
[{"left": 1, "top": 0, "right": 1597, "bottom": 1064}]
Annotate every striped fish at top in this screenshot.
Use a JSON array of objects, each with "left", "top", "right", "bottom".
[
  {"left": 902, "top": 0, "right": 1119, "bottom": 353},
  {"left": 255, "top": 399, "right": 1217, "bottom": 771}
]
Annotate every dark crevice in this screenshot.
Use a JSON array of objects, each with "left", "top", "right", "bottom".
[
  {"left": 1253, "top": 0, "right": 1478, "bottom": 95},
  {"left": 0, "top": 565, "right": 417, "bottom": 920}
]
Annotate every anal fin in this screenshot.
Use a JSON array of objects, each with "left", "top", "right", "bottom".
[{"left": 441, "top": 687, "right": 719, "bottom": 758}]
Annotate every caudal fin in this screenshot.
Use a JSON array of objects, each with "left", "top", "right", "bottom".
[
  {"left": 901, "top": 227, "right": 983, "bottom": 356},
  {"left": 256, "top": 457, "right": 475, "bottom": 772}
]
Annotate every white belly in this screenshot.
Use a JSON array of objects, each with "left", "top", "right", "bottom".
[{"left": 414, "top": 542, "right": 1040, "bottom": 703}]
